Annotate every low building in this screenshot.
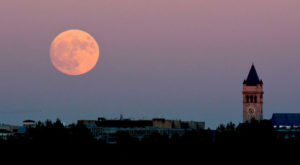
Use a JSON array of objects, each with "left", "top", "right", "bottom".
[
  {"left": 78, "top": 117, "right": 205, "bottom": 144},
  {"left": 271, "top": 113, "right": 300, "bottom": 128},
  {"left": 16, "top": 120, "right": 36, "bottom": 134},
  {"left": 271, "top": 113, "right": 300, "bottom": 139},
  {"left": 22, "top": 120, "right": 36, "bottom": 128},
  {"left": 0, "top": 124, "right": 20, "bottom": 139},
  {"left": 0, "top": 129, "right": 12, "bottom": 140},
  {"left": 0, "top": 124, "right": 11, "bottom": 132},
  {"left": 77, "top": 120, "right": 96, "bottom": 125}
]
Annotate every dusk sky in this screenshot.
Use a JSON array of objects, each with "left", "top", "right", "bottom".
[{"left": 1, "top": 0, "right": 300, "bottom": 128}]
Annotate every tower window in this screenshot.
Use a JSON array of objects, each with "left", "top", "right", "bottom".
[
  {"left": 246, "top": 96, "right": 249, "bottom": 103},
  {"left": 250, "top": 96, "right": 253, "bottom": 103},
  {"left": 254, "top": 96, "right": 257, "bottom": 103}
]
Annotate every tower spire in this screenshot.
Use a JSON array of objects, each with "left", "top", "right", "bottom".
[{"left": 244, "top": 64, "right": 262, "bottom": 86}]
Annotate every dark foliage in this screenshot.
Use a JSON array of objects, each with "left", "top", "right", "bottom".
[
  {"left": 4, "top": 119, "right": 97, "bottom": 147},
  {"left": 1, "top": 119, "right": 300, "bottom": 163}
]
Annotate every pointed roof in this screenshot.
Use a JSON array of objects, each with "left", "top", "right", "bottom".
[{"left": 244, "top": 64, "right": 263, "bottom": 86}]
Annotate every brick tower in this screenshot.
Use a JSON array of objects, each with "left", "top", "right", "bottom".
[{"left": 243, "top": 64, "right": 264, "bottom": 122}]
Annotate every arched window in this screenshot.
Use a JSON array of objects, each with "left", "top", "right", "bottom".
[
  {"left": 250, "top": 96, "right": 253, "bottom": 103},
  {"left": 254, "top": 96, "right": 257, "bottom": 103},
  {"left": 246, "top": 96, "right": 249, "bottom": 103}
]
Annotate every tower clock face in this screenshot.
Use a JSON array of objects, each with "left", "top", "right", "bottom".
[{"left": 248, "top": 108, "right": 255, "bottom": 116}]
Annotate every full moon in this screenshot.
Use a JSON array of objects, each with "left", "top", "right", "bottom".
[{"left": 50, "top": 29, "right": 100, "bottom": 75}]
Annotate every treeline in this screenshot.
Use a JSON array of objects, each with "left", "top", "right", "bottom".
[
  {"left": 1, "top": 119, "right": 300, "bottom": 146},
  {"left": 117, "top": 119, "right": 300, "bottom": 146},
  {"left": 0, "top": 119, "right": 99, "bottom": 146},
  {"left": 1, "top": 119, "right": 299, "bottom": 162}
]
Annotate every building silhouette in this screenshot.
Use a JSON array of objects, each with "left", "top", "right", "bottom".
[{"left": 78, "top": 117, "right": 205, "bottom": 144}]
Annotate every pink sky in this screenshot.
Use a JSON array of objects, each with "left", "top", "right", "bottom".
[{"left": 1, "top": 0, "right": 300, "bottom": 128}]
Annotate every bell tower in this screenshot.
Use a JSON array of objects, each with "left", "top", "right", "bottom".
[{"left": 243, "top": 64, "right": 264, "bottom": 123}]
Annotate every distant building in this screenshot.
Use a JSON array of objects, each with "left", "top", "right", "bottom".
[
  {"left": 0, "top": 124, "right": 20, "bottom": 139},
  {"left": 77, "top": 120, "right": 96, "bottom": 125},
  {"left": 78, "top": 117, "right": 205, "bottom": 144},
  {"left": 0, "top": 124, "right": 11, "bottom": 132},
  {"left": 17, "top": 120, "right": 36, "bottom": 134},
  {"left": 243, "top": 64, "right": 264, "bottom": 122},
  {"left": 0, "top": 129, "right": 12, "bottom": 140},
  {"left": 271, "top": 113, "right": 300, "bottom": 139},
  {"left": 22, "top": 120, "right": 36, "bottom": 127},
  {"left": 271, "top": 113, "right": 300, "bottom": 128}
]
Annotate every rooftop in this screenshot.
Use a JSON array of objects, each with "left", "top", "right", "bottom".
[{"left": 271, "top": 113, "right": 300, "bottom": 126}]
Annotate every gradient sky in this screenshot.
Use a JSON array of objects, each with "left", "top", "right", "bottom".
[{"left": 1, "top": 0, "right": 300, "bottom": 128}]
